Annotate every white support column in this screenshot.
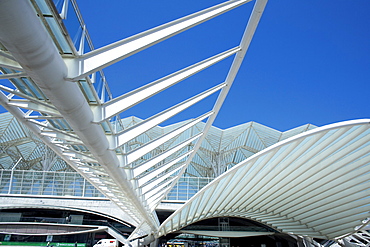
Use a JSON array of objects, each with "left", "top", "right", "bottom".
[
  {"left": 149, "top": 238, "right": 159, "bottom": 247},
  {"left": 60, "top": 0, "right": 69, "bottom": 20},
  {"left": 78, "top": 25, "right": 86, "bottom": 55},
  {"left": 8, "top": 157, "right": 22, "bottom": 194}
]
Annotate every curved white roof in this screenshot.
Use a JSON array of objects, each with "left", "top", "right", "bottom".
[
  {"left": 1, "top": 0, "right": 369, "bottom": 243},
  {"left": 159, "top": 119, "right": 370, "bottom": 239}
]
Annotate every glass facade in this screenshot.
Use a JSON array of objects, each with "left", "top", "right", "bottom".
[{"left": 0, "top": 170, "right": 103, "bottom": 198}]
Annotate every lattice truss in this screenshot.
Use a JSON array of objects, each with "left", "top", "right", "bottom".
[
  {"left": 0, "top": 112, "right": 70, "bottom": 171},
  {"left": 118, "top": 117, "right": 317, "bottom": 178},
  {"left": 342, "top": 230, "right": 370, "bottom": 247},
  {"left": 0, "top": 110, "right": 316, "bottom": 175},
  {"left": 0, "top": 0, "right": 268, "bottom": 239},
  {"left": 189, "top": 121, "right": 316, "bottom": 177}
]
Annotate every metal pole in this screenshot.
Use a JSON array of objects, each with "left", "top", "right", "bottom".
[{"left": 8, "top": 157, "right": 22, "bottom": 194}]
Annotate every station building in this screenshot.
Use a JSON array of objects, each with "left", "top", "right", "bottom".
[{"left": 0, "top": 0, "right": 369, "bottom": 246}]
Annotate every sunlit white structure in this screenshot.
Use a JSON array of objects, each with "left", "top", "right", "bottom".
[
  {"left": 0, "top": 111, "right": 317, "bottom": 201},
  {"left": 0, "top": 0, "right": 369, "bottom": 246},
  {"left": 159, "top": 119, "right": 370, "bottom": 239}
]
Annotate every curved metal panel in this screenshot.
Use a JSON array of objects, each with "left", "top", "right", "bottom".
[{"left": 158, "top": 119, "right": 370, "bottom": 239}]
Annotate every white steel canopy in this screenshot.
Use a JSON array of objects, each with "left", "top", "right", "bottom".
[
  {"left": 0, "top": 0, "right": 268, "bottom": 241},
  {"left": 159, "top": 119, "right": 370, "bottom": 240},
  {"left": 3, "top": 0, "right": 368, "bottom": 245}
]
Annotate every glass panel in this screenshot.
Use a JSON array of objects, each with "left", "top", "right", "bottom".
[
  {"left": 0, "top": 170, "right": 104, "bottom": 197},
  {"left": 21, "top": 77, "right": 47, "bottom": 100},
  {"left": 35, "top": 0, "right": 52, "bottom": 15},
  {"left": 45, "top": 17, "right": 73, "bottom": 54},
  {"left": 101, "top": 121, "right": 112, "bottom": 133},
  {"left": 79, "top": 80, "right": 98, "bottom": 103}
]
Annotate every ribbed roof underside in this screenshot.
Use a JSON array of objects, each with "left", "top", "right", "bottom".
[
  {"left": 0, "top": 112, "right": 315, "bottom": 177},
  {"left": 159, "top": 119, "right": 370, "bottom": 240}
]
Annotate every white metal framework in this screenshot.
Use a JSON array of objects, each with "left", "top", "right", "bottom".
[
  {"left": 1, "top": 0, "right": 369, "bottom": 245},
  {"left": 0, "top": 0, "right": 268, "bottom": 241},
  {"left": 0, "top": 111, "right": 316, "bottom": 200},
  {"left": 159, "top": 119, "right": 370, "bottom": 240}
]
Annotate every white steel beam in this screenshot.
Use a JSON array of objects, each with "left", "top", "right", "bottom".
[
  {"left": 137, "top": 151, "right": 193, "bottom": 187},
  {"left": 140, "top": 166, "right": 185, "bottom": 195},
  {"left": 0, "top": 54, "right": 22, "bottom": 70},
  {"left": 63, "top": 151, "right": 98, "bottom": 163},
  {"left": 0, "top": 0, "right": 270, "bottom": 240},
  {"left": 133, "top": 133, "right": 202, "bottom": 177},
  {"left": 0, "top": 0, "right": 158, "bottom": 231},
  {"left": 125, "top": 112, "right": 212, "bottom": 164},
  {"left": 0, "top": 72, "right": 26, "bottom": 79},
  {"left": 157, "top": 0, "right": 269, "bottom": 206},
  {"left": 144, "top": 177, "right": 177, "bottom": 201},
  {"left": 8, "top": 99, "right": 62, "bottom": 116},
  {"left": 66, "top": 0, "right": 252, "bottom": 80},
  {"left": 0, "top": 85, "right": 51, "bottom": 110},
  {"left": 93, "top": 48, "right": 239, "bottom": 123},
  {"left": 41, "top": 131, "right": 84, "bottom": 145},
  {"left": 115, "top": 83, "right": 225, "bottom": 147}
]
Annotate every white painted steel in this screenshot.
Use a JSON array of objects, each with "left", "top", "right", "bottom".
[
  {"left": 0, "top": 72, "right": 26, "bottom": 79},
  {"left": 133, "top": 133, "right": 202, "bottom": 177},
  {"left": 141, "top": 166, "right": 185, "bottom": 195},
  {"left": 0, "top": 55, "right": 22, "bottom": 70},
  {"left": 0, "top": 0, "right": 158, "bottom": 231},
  {"left": 41, "top": 131, "right": 83, "bottom": 144},
  {"left": 126, "top": 112, "right": 212, "bottom": 164},
  {"left": 95, "top": 48, "right": 239, "bottom": 123},
  {"left": 0, "top": 0, "right": 268, "bottom": 241},
  {"left": 68, "top": 0, "right": 252, "bottom": 80},
  {"left": 144, "top": 177, "right": 177, "bottom": 201},
  {"left": 156, "top": 0, "right": 268, "bottom": 205},
  {"left": 8, "top": 99, "right": 62, "bottom": 116},
  {"left": 158, "top": 119, "right": 370, "bottom": 239},
  {"left": 180, "top": 230, "right": 274, "bottom": 238},
  {"left": 115, "top": 83, "right": 226, "bottom": 148},
  {"left": 137, "top": 152, "right": 192, "bottom": 187}
]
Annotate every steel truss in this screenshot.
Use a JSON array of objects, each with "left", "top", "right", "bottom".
[{"left": 0, "top": 0, "right": 267, "bottom": 241}]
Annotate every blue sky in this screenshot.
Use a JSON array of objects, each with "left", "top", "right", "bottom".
[{"left": 22, "top": 1, "right": 370, "bottom": 131}]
